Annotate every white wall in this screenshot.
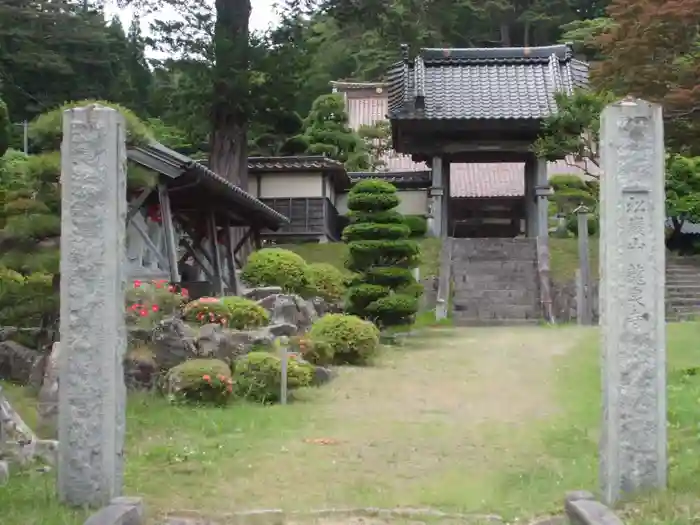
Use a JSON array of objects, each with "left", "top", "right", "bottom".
[
  {"left": 258, "top": 172, "right": 323, "bottom": 198},
  {"left": 336, "top": 188, "right": 428, "bottom": 216}
]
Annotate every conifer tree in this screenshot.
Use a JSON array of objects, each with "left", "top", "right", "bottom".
[{"left": 342, "top": 179, "right": 421, "bottom": 327}]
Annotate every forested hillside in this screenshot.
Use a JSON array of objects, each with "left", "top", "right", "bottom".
[{"left": 2, "top": 0, "right": 697, "bottom": 160}]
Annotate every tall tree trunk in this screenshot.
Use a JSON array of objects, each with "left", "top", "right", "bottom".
[{"left": 210, "top": 0, "right": 253, "bottom": 265}]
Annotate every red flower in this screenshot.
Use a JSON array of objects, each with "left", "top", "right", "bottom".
[
  {"left": 133, "top": 280, "right": 141, "bottom": 288},
  {"left": 151, "top": 305, "right": 159, "bottom": 312},
  {"left": 202, "top": 374, "right": 211, "bottom": 382},
  {"left": 181, "top": 288, "right": 189, "bottom": 297},
  {"left": 139, "top": 310, "right": 148, "bottom": 317},
  {"left": 130, "top": 304, "right": 139, "bottom": 311},
  {"left": 168, "top": 285, "right": 175, "bottom": 292},
  {"left": 226, "top": 385, "right": 232, "bottom": 392}
]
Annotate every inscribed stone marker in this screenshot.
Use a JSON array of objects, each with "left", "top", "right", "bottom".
[
  {"left": 599, "top": 99, "right": 666, "bottom": 505},
  {"left": 58, "top": 105, "right": 127, "bottom": 507}
]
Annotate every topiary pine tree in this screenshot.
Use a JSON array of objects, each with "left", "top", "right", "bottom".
[
  {"left": 300, "top": 93, "right": 370, "bottom": 171},
  {"left": 342, "top": 179, "right": 422, "bottom": 328}
]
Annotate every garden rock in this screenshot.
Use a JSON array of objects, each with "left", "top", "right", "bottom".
[
  {"left": 127, "top": 325, "right": 152, "bottom": 348},
  {"left": 0, "top": 461, "right": 8, "bottom": 486},
  {"left": 266, "top": 323, "right": 297, "bottom": 337},
  {"left": 196, "top": 323, "right": 224, "bottom": 357},
  {"left": 312, "top": 365, "right": 335, "bottom": 386},
  {"left": 37, "top": 342, "right": 60, "bottom": 438},
  {"left": 243, "top": 286, "right": 282, "bottom": 301},
  {"left": 151, "top": 317, "right": 198, "bottom": 370},
  {"left": 257, "top": 294, "right": 317, "bottom": 334},
  {"left": 0, "top": 327, "right": 17, "bottom": 342},
  {"left": 0, "top": 340, "right": 45, "bottom": 387},
  {"left": 123, "top": 358, "right": 158, "bottom": 391},
  {"left": 215, "top": 329, "right": 275, "bottom": 364}
]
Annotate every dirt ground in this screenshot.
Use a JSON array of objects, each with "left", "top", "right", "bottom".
[{"left": 164, "top": 325, "right": 590, "bottom": 522}]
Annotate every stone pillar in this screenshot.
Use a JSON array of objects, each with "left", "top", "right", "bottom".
[
  {"left": 535, "top": 157, "right": 550, "bottom": 238},
  {"left": 59, "top": 105, "right": 127, "bottom": 507},
  {"left": 443, "top": 161, "right": 451, "bottom": 237},
  {"left": 599, "top": 98, "right": 666, "bottom": 505},
  {"left": 429, "top": 156, "right": 443, "bottom": 237},
  {"left": 524, "top": 157, "right": 537, "bottom": 237}
]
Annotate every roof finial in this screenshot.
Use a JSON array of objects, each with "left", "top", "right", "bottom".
[{"left": 401, "top": 43, "right": 409, "bottom": 63}]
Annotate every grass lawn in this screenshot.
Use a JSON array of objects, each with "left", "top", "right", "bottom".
[{"left": 2, "top": 322, "right": 699, "bottom": 525}]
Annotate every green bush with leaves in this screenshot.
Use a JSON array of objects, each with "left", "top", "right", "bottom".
[
  {"left": 233, "top": 351, "right": 314, "bottom": 403},
  {"left": 308, "top": 313, "right": 380, "bottom": 365},
  {"left": 164, "top": 358, "right": 233, "bottom": 405},
  {"left": 0, "top": 98, "right": 9, "bottom": 157},
  {"left": 220, "top": 296, "right": 270, "bottom": 329},
  {"left": 241, "top": 247, "right": 308, "bottom": 294},
  {"left": 126, "top": 279, "right": 188, "bottom": 328},
  {"left": 403, "top": 215, "right": 428, "bottom": 237},
  {"left": 342, "top": 179, "right": 420, "bottom": 326},
  {"left": 304, "top": 262, "right": 346, "bottom": 303}
]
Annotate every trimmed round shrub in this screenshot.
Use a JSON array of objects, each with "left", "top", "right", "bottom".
[
  {"left": 220, "top": 296, "right": 270, "bottom": 329},
  {"left": 183, "top": 297, "right": 231, "bottom": 325},
  {"left": 565, "top": 212, "right": 599, "bottom": 236},
  {"left": 342, "top": 222, "right": 411, "bottom": 242},
  {"left": 308, "top": 314, "right": 380, "bottom": 365},
  {"left": 403, "top": 215, "right": 428, "bottom": 237},
  {"left": 288, "top": 335, "right": 334, "bottom": 364},
  {"left": 342, "top": 178, "right": 421, "bottom": 327},
  {"left": 305, "top": 262, "right": 346, "bottom": 303},
  {"left": 233, "top": 351, "right": 314, "bottom": 403},
  {"left": 347, "top": 209, "right": 404, "bottom": 224},
  {"left": 364, "top": 294, "right": 419, "bottom": 326},
  {"left": 241, "top": 248, "right": 308, "bottom": 294},
  {"left": 347, "top": 191, "right": 400, "bottom": 212},
  {"left": 363, "top": 267, "right": 415, "bottom": 288},
  {"left": 164, "top": 358, "right": 233, "bottom": 405}
]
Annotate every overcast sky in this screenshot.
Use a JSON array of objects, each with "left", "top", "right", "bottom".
[{"left": 105, "top": 0, "right": 281, "bottom": 41}]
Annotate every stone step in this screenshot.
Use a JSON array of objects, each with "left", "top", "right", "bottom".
[
  {"left": 665, "top": 278, "right": 700, "bottom": 286},
  {"left": 452, "top": 302, "right": 538, "bottom": 320},
  {"left": 453, "top": 316, "right": 541, "bottom": 327}
]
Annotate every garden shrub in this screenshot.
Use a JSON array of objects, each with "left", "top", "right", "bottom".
[
  {"left": 304, "top": 262, "right": 346, "bottom": 303},
  {"left": 0, "top": 267, "right": 55, "bottom": 327},
  {"left": 183, "top": 297, "right": 233, "bottom": 326},
  {"left": 126, "top": 279, "right": 188, "bottom": 328},
  {"left": 220, "top": 296, "right": 270, "bottom": 329},
  {"left": 241, "top": 247, "right": 308, "bottom": 294},
  {"left": 403, "top": 215, "right": 428, "bottom": 237},
  {"left": 308, "top": 313, "right": 380, "bottom": 365},
  {"left": 182, "top": 295, "right": 270, "bottom": 329},
  {"left": 233, "top": 351, "right": 314, "bottom": 403},
  {"left": 342, "top": 179, "right": 421, "bottom": 326},
  {"left": 289, "top": 334, "right": 334, "bottom": 364},
  {"left": 164, "top": 358, "right": 233, "bottom": 405}
]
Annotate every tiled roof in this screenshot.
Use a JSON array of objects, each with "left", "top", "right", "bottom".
[
  {"left": 388, "top": 44, "right": 589, "bottom": 121},
  {"left": 248, "top": 156, "right": 345, "bottom": 172},
  {"left": 349, "top": 170, "right": 432, "bottom": 188}
]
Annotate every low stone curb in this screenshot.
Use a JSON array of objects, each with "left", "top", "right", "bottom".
[
  {"left": 83, "top": 496, "right": 145, "bottom": 525},
  {"left": 163, "top": 507, "right": 503, "bottom": 525},
  {"left": 564, "top": 491, "right": 623, "bottom": 525}
]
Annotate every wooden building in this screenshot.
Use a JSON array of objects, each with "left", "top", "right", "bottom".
[
  {"left": 248, "top": 156, "right": 350, "bottom": 243},
  {"left": 126, "top": 143, "right": 289, "bottom": 298}
]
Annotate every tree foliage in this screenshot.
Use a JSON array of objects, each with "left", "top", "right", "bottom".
[
  {"left": 592, "top": 0, "right": 700, "bottom": 154},
  {"left": 666, "top": 154, "right": 700, "bottom": 236},
  {"left": 300, "top": 93, "right": 370, "bottom": 171},
  {"left": 534, "top": 89, "right": 616, "bottom": 178},
  {"left": 342, "top": 179, "right": 420, "bottom": 327}
]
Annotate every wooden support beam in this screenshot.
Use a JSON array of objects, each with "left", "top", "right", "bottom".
[
  {"left": 207, "top": 212, "right": 225, "bottom": 296},
  {"left": 223, "top": 226, "right": 241, "bottom": 296},
  {"left": 180, "top": 238, "right": 217, "bottom": 283},
  {"left": 131, "top": 218, "right": 170, "bottom": 270},
  {"left": 157, "top": 183, "right": 181, "bottom": 284},
  {"left": 126, "top": 187, "right": 154, "bottom": 225}
]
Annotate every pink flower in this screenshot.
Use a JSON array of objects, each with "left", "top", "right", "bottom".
[
  {"left": 139, "top": 310, "right": 148, "bottom": 317},
  {"left": 133, "top": 280, "right": 141, "bottom": 288},
  {"left": 151, "top": 305, "right": 159, "bottom": 312}
]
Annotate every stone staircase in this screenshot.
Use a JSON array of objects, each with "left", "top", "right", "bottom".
[
  {"left": 666, "top": 257, "right": 700, "bottom": 321},
  {"left": 450, "top": 238, "right": 541, "bottom": 326}
]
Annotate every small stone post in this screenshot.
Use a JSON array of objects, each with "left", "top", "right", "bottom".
[
  {"left": 58, "top": 105, "right": 127, "bottom": 507},
  {"left": 575, "top": 205, "right": 593, "bottom": 325},
  {"left": 599, "top": 98, "right": 666, "bottom": 505},
  {"left": 279, "top": 336, "right": 289, "bottom": 405}
]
